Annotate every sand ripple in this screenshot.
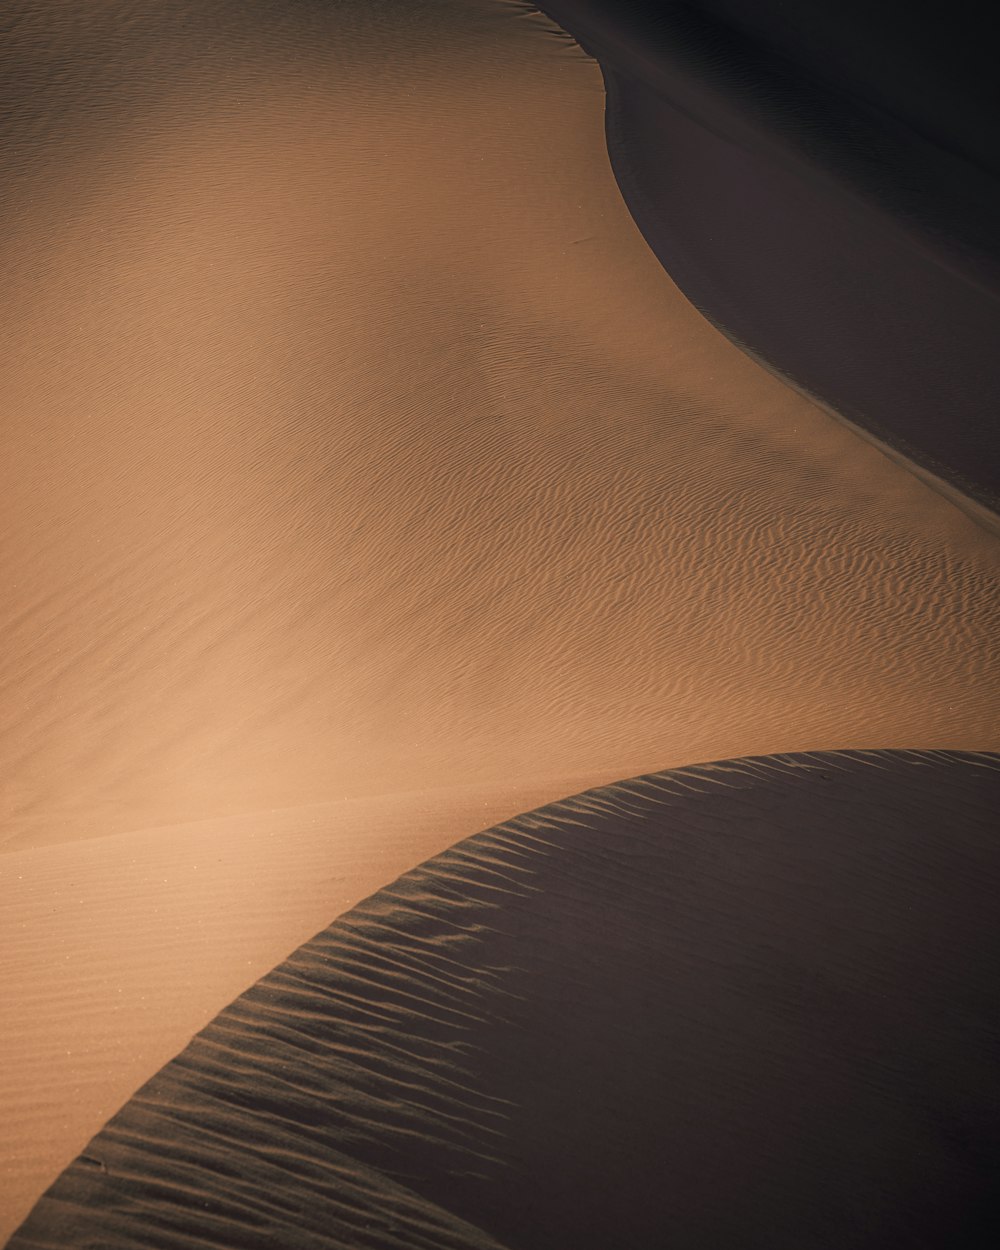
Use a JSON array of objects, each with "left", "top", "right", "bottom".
[
  {"left": 1, "top": 0, "right": 998, "bottom": 851},
  {"left": 11, "top": 751, "right": 1000, "bottom": 1248}
]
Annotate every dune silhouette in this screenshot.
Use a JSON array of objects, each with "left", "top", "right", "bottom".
[{"left": 10, "top": 751, "right": 1000, "bottom": 1249}]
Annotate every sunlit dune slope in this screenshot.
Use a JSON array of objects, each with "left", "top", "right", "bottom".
[
  {"left": 12, "top": 751, "right": 1000, "bottom": 1249},
  {"left": 2, "top": 0, "right": 998, "bottom": 852}
]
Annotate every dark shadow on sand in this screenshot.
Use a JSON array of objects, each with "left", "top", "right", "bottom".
[
  {"left": 10, "top": 750, "right": 1000, "bottom": 1248},
  {"left": 533, "top": 0, "right": 1000, "bottom": 512}
]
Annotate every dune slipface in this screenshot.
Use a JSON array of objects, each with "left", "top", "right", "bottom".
[
  {"left": 534, "top": 0, "right": 1000, "bottom": 511},
  {"left": 11, "top": 750, "right": 1000, "bottom": 1249}
]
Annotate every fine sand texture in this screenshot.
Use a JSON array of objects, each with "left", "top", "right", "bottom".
[
  {"left": 2, "top": 0, "right": 999, "bottom": 1240},
  {"left": 534, "top": 0, "right": 1000, "bottom": 510},
  {"left": 10, "top": 751, "right": 1000, "bottom": 1249},
  {"left": 2, "top": 0, "right": 998, "bottom": 855}
]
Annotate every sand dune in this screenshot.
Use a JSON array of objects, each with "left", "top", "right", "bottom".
[
  {"left": 0, "top": 774, "right": 608, "bottom": 1243},
  {"left": 2, "top": 0, "right": 999, "bottom": 1240},
  {"left": 2, "top": 0, "right": 997, "bottom": 855},
  {"left": 10, "top": 751, "right": 1000, "bottom": 1248}
]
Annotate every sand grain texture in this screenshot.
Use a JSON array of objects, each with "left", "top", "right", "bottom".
[{"left": 2, "top": 0, "right": 998, "bottom": 854}]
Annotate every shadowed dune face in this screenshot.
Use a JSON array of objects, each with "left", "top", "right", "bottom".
[
  {"left": 11, "top": 752, "right": 1000, "bottom": 1249},
  {"left": 0, "top": 775, "right": 602, "bottom": 1241},
  {"left": 1, "top": 0, "right": 999, "bottom": 851},
  {"left": 533, "top": 0, "right": 1000, "bottom": 507}
]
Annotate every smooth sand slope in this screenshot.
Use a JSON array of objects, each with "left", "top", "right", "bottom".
[
  {"left": 11, "top": 751, "right": 1000, "bottom": 1249},
  {"left": 2, "top": 0, "right": 999, "bottom": 1238}
]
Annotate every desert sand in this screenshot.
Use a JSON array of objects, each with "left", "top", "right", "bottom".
[
  {"left": 0, "top": 775, "right": 608, "bottom": 1239},
  {"left": 11, "top": 752, "right": 1000, "bottom": 1248},
  {"left": 2, "top": 0, "right": 998, "bottom": 1242}
]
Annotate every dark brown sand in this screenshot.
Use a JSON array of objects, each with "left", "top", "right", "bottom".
[
  {"left": 1, "top": 0, "right": 999, "bottom": 1239},
  {"left": 535, "top": 0, "right": 1000, "bottom": 509},
  {"left": 11, "top": 752, "right": 1000, "bottom": 1249}
]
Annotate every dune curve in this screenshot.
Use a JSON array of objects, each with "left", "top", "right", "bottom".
[
  {"left": 10, "top": 750, "right": 1000, "bottom": 1249},
  {"left": 0, "top": 774, "right": 610, "bottom": 1243},
  {"left": 3, "top": 0, "right": 999, "bottom": 1240},
  {"left": 534, "top": 0, "right": 1000, "bottom": 511}
]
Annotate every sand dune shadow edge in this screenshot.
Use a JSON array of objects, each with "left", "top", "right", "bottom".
[{"left": 9, "top": 749, "right": 1000, "bottom": 1249}]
